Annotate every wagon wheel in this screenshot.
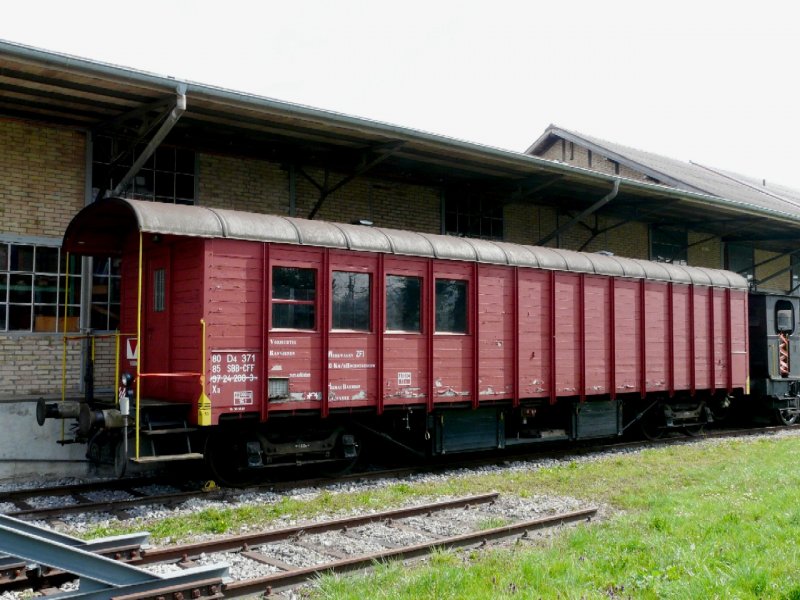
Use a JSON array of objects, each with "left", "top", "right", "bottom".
[
  {"left": 205, "top": 429, "right": 260, "bottom": 487},
  {"left": 774, "top": 407, "right": 800, "bottom": 426},
  {"left": 638, "top": 404, "right": 665, "bottom": 440},
  {"left": 320, "top": 431, "right": 361, "bottom": 477},
  {"left": 682, "top": 424, "right": 705, "bottom": 437}
]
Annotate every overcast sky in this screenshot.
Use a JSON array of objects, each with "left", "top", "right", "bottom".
[{"left": 2, "top": 2, "right": 797, "bottom": 187}]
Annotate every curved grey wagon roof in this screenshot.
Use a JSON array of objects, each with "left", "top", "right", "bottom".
[{"left": 63, "top": 198, "right": 748, "bottom": 290}]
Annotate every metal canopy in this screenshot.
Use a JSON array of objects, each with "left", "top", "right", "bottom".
[
  {"left": 63, "top": 198, "right": 749, "bottom": 290},
  {"left": 4, "top": 39, "right": 800, "bottom": 251}
]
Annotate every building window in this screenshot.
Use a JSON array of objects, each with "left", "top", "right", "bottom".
[
  {"left": 272, "top": 266, "right": 316, "bottom": 329},
  {"left": 0, "top": 240, "right": 80, "bottom": 332},
  {"left": 332, "top": 271, "right": 370, "bottom": 331},
  {"left": 650, "top": 227, "right": 688, "bottom": 264},
  {"left": 386, "top": 275, "right": 421, "bottom": 332},
  {"left": 91, "top": 258, "right": 121, "bottom": 330},
  {"left": 726, "top": 244, "right": 754, "bottom": 283},
  {"left": 444, "top": 194, "right": 503, "bottom": 241},
  {"left": 92, "top": 135, "right": 195, "bottom": 204},
  {"left": 435, "top": 279, "right": 467, "bottom": 333}
]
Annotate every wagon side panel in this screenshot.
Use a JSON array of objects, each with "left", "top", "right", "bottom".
[
  {"left": 730, "top": 289, "right": 748, "bottom": 390},
  {"left": 327, "top": 251, "right": 379, "bottom": 409},
  {"left": 169, "top": 237, "right": 205, "bottom": 404},
  {"left": 583, "top": 275, "right": 611, "bottom": 397},
  {"left": 644, "top": 281, "right": 669, "bottom": 393},
  {"left": 266, "top": 245, "right": 325, "bottom": 413},
  {"left": 613, "top": 279, "right": 641, "bottom": 396},
  {"left": 554, "top": 273, "right": 580, "bottom": 396},
  {"left": 692, "top": 287, "right": 711, "bottom": 391},
  {"left": 712, "top": 288, "right": 729, "bottom": 391},
  {"left": 517, "top": 269, "right": 551, "bottom": 399},
  {"left": 382, "top": 257, "right": 428, "bottom": 408},
  {"left": 477, "top": 264, "right": 514, "bottom": 402},
  {"left": 671, "top": 284, "right": 691, "bottom": 392},
  {"left": 432, "top": 261, "right": 474, "bottom": 404},
  {"left": 205, "top": 239, "right": 264, "bottom": 422}
]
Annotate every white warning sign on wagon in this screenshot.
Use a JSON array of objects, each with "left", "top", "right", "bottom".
[
  {"left": 233, "top": 390, "right": 254, "bottom": 406},
  {"left": 126, "top": 338, "right": 139, "bottom": 361}
]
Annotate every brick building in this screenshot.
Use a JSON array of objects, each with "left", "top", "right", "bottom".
[
  {"left": 527, "top": 125, "right": 800, "bottom": 293},
  {"left": 3, "top": 40, "right": 800, "bottom": 477}
]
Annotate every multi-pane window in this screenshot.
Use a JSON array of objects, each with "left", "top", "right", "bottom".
[
  {"left": 650, "top": 227, "right": 688, "bottom": 264},
  {"left": 726, "top": 244, "right": 755, "bottom": 284},
  {"left": 444, "top": 195, "right": 503, "bottom": 240},
  {"left": 386, "top": 275, "right": 421, "bottom": 332},
  {"left": 0, "top": 241, "right": 80, "bottom": 332},
  {"left": 272, "top": 267, "right": 316, "bottom": 329},
  {"left": 90, "top": 258, "right": 121, "bottom": 330},
  {"left": 92, "top": 135, "right": 195, "bottom": 204},
  {"left": 332, "top": 271, "right": 371, "bottom": 331},
  {"left": 435, "top": 279, "right": 467, "bottom": 333}
]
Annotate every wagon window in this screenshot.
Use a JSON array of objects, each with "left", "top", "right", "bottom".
[
  {"left": 153, "top": 268, "right": 166, "bottom": 312},
  {"left": 332, "top": 271, "right": 371, "bottom": 331},
  {"left": 435, "top": 279, "right": 467, "bottom": 333},
  {"left": 386, "top": 275, "right": 421, "bottom": 332},
  {"left": 272, "top": 266, "right": 316, "bottom": 330}
]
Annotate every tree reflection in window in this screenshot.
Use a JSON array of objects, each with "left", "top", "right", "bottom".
[
  {"left": 332, "top": 271, "right": 370, "bottom": 331},
  {"left": 435, "top": 279, "right": 467, "bottom": 333},
  {"left": 386, "top": 275, "right": 421, "bottom": 332},
  {"left": 272, "top": 266, "right": 316, "bottom": 329}
]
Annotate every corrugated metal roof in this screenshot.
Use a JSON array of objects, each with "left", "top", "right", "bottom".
[
  {"left": 528, "top": 126, "right": 800, "bottom": 218},
  {"left": 63, "top": 198, "right": 749, "bottom": 290}
]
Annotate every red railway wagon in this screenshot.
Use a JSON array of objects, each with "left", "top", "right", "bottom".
[{"left": 57, "top": 198, "right": 748, "bottom": 480}]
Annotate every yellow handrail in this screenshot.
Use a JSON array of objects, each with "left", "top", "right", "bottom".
[{"left": 198, "top": 319, "right": 211, "bottom": 425}]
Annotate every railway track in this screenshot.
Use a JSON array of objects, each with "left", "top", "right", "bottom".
[
  {"left": 0, "top": 493, "right": 597, "bottom": 598},
  {"left": 0, "top": 424, "right": 794, "bottom": 523}
]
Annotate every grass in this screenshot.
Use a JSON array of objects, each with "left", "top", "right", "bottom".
[
  {"left": 84, "top": 434, "right": 800, "bottom": 597},
  {"left": 312, "top": 435, "right": 800, "bottom": 599}
]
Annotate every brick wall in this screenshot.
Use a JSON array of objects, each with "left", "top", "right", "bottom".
[
  {"left": 199, "top": 154, "right": 289, "bottom": 214},
  {"left": 0, "top": 119, "right": 84, "bottom": 236},
  {"left": 755, "top": 249, "right": 790, "bottom": 293},
  {"left": 0, "top": 118, "right": 86, "bottom": 400},
  {"left": 199, "top": 155, "right": 442, "bottom": 233},
  {"left": 504, "top": 201, "right": 649, "bottom": 259},
  {"left": 537, "top": 139, "right": 648, "bottom": 182},
  {"left": 688, "top": 232, "right": 723, "bottom": 269},
  {"left": 0, "top": 336, "right": 82, "bottom": 397}
]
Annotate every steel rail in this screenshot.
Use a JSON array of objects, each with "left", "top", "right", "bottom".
[
  {"left": 136, "top": 492, "right": 500, "bottom": 564},
  {"left": 224, "top": 506, "right": 598, "bottom": 597}
]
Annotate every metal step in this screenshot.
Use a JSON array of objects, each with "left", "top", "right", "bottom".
[
  {"left": 141, "top": 427, "right": 197, "bottom": 436},
  {"left": 131, "top": 453, "right": 204, "bottom": 463}
]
